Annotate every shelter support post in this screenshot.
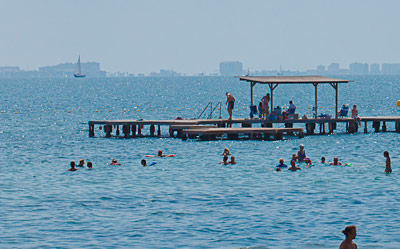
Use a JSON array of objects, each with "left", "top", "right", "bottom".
[
  {"left": 313, "top": 83, "right": 318, "bottom": 118},
  {"left": 268, "top": 83, "right": 279, "bottom": 113},
  {"left": 330, "top": 83, "right": 339, "bottom": 119}
]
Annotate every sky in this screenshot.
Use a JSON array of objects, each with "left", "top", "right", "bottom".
[{"left": 1, "top": 0, "right": 400, "bottom": 74}]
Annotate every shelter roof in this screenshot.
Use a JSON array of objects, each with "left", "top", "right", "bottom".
[{"left": 237, "top": 76, "right": 349, "bottom": 84}]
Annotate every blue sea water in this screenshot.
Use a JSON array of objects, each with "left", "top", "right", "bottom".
[{"left": 0, "top": 76, "right": 399, "bottom": 248}]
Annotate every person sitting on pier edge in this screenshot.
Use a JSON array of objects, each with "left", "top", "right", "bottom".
[
  {"left": 225, "top": 92, "right": 235, "bottom": 120},
  {"left": 276, "top": 158, "right": 288, "bottom": 168},
  {"left": 78, "top": 159, "right": 85, "bottom": 167},
  {"left": 329, "top": 157, "right": 342, "bottom": 165},
  {"left": 219, "top": 155, "right": 229, "bottom": 165},
  {"left": 229, "top": 156, "right": 236, "bottom": 165},
  {"left": 111, "top": 158, "right": 121, "bottom": 165},
  {"left": 68, "top": 161, "right": 77, "bottom": 171},
  {"left": 384, "top": 151, "right": 392, "bottom": 173},
  {"left": 351, "top": 105, "right": 361, "bottom": 125},
  {"left": 87, "top": 161, "right": 93, "bottom": 169},
  {"left": 288, "top": 159, "right": 301, "bottom": 171}
]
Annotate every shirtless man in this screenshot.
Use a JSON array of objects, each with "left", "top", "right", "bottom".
[
  {"left": 226, "top": 92, "right": 235, "bottom": 120},
  {"left": 340, "top": 225, "right": 358, "bottom": 249},
  {"left": 384, "top": 151, "right": 392, "bottom": 173},
  {"left": 68, "top": 161, "right": 77, "bottom": 171},
  {"left": 288, "top": 159, "right": 301, "bottom": 171},
  {"left": 261, "top": 93, "right": 270, "bottom": 116},
  {"left": 329, "top": 157, "right": 342, "bottom": 165}
]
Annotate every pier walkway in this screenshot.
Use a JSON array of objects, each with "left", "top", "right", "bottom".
[{"left": 88, "top": 116, "right": 400, "bottom": 141}]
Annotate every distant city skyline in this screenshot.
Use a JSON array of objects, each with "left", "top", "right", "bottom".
[
  {"left": 3, "top": 59, "right": 400, "bottom": 78},
  {"left": 1, "top": 1, "right": 400, "bottom": 75}
]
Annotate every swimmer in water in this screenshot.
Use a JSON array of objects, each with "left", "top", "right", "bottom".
[
  {"left": 223, "top": 147, "right": 231, "bottom": 156},
  {"left": 276, "top": 158, "right": 288, "bottom": 168},
  {"left": 297, "top": 144, "right": 307, "bottom": 162},
  {"left": 111, "top": 158, "right": 121, "bottom": 165},
  {"left": 87, "top": 161, "right": 93, "bottom": 169},
  {"left": 68, "top": 161, "right": 77, "bottom": 171},
  {"left": 219, "top": 155, "right": 229, "bottom": 165},
  {"left": 329, "top": 157, "right": 342, "bottom": 165},
  {"left": 288, "top": 160, "right": 301, "bottom": 171},
  {"left": 141, "top": 159, "right": 148, "bottom": 167},
  {"left": 340, "top": 225, "right": 358, "bottom": 249},
  {"left": 229, "top": 156, "right": 236, "bottom": 164},
  {"left": 304, "top": 157, "right": 313, "bottom": 167},
  {"left": 384, "top": 151, "right": 392, "bottom": 173},
  {"left": 78, "top": 159, "right": 85, "bottom": 167},
  {"left": 321, "top": 156, "right": 326, "bottom": 163},
  {"left": 276, "top": 167, "right": 282, "bottom": 172}
]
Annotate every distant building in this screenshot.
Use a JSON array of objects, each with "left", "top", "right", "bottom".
[
  {"left": 0, "top": 66, "right": 20, "bottom": 72},
  {"left": 369, "top": 63, "right": 380, "bottom": 74},
  {"left": 381, "top": 63, "right": 400, "bottom": 75},
  {"left": 219, "top": 61, "right": 243, "bottom": 76},
  {"left": 317, "top": 65, "right": 325, "bottom": 73},
  {"left": 349, "top": 62, "right": 369, "bottom": 75},
  {"left": 327, "top": 63, "right": 340, "bottom": 72}
]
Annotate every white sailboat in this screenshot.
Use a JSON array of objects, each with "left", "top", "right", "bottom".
[{"left": 74, "top": 56, "right": 86, "bottom": 78}]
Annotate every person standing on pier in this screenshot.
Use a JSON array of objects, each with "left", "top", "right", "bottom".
[
  {"left": 351, "top": 105, "right": 361, "bottom": 125},
  {"left": 261, "top": 93, "right": 270, "bottom": 117},
  {"left": 226, "top": 92, "right": 235, "bottom": 120},
  {"left": 384, "top": 151, "right": 392, "bottom": 173}
]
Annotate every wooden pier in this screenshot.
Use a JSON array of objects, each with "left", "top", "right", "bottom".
[{"left": 88, "top": 116, "right": 400, "bottom": 141}]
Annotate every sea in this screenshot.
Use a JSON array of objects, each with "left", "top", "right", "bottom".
[{"left": 0, "top": 75, "right": 399, "bottom": 249}]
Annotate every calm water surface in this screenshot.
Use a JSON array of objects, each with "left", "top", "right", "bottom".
[{"left": 0, "top": 76, "right": 399, "bottom": 248}]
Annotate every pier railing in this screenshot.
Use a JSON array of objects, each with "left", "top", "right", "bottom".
[{"left": 197, "top": 102, "right": 222, "bottom": 119}]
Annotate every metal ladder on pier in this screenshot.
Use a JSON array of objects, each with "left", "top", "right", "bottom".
[{"left": 197, "top": 102, "right": 222, "bottom": 119}]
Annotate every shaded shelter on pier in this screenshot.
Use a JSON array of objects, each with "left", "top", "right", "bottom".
[{"left": 237, "top": 76, "right": 350, "bottom": 118}]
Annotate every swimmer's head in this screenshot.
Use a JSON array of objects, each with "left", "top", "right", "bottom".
[
  {"left": 87, "top": 161, "right": 92, "bottom": 168},
  {"left": 292, "top": 154, "right": 297, "bottom": 159},
  {"left": 230, "top": 156, "right": 235, "bottom": 162},
  {"left": 334, "top": 157, "right": 338, "bottom": 162},
  {"left": 226, "top": 92, "right": 229, "bottom": 96},
  {"left": 321, "top": 157, "right": 326, "bottom": 163},
  {"left": 79, "top": 159, "right": 85, "bottom": 165},
  {"left": 305, "top": 158, "right": 311, "bottom": 163},
  {"left": 158, "top": 150, "right": 162, "bottom": 156},
  {"left": 70, "top": 161, "right": 75, "bottom": 167},
  {"left": 384, "top": 151, "right": 389, "bottom": 157},
  {"left": 276, "top": 167, "right": 282, "bottom": 172},
  {"left": 299, "top": 144, "right": 304, "bottom": 149},
  {"left": 141, "top": 159, "right": 147, "bottom": 166},
  {"left": 279, "top": 158, "right": 284, "bottom": 164},
  {"left": 112, "top": 158, "right": 117, "bottom": 163},
  {"left": 342, "top": 225, "right": 357, "bottom": 238}
]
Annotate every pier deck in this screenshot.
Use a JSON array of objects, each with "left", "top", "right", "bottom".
[{"left": 88, "top": 116, "right": 400, "bottom": 140}]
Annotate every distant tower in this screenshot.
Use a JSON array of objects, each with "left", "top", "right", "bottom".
[
  {"left": 219, "top": 61, "right": 243, "bottom": 76},
  {"left": 370, "top": 63, "right": 380, "bottom": 74}
]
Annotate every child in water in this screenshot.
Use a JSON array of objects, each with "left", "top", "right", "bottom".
[
  {"left": 222, "top": 148, "right": 231, "bottom": 156},
  {"left": 276, "top": 158, "right": 288, "bottom": 168},
  {"left": 384, "top": 151, "right": 392, "bottom": 173},
  {"left": 229, "top": 156, "right": 237, "bottom": 164}
]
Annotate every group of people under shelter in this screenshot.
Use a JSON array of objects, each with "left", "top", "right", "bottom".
[{"left": 226, "top": 92, "right": 361, "bottom": 123}]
